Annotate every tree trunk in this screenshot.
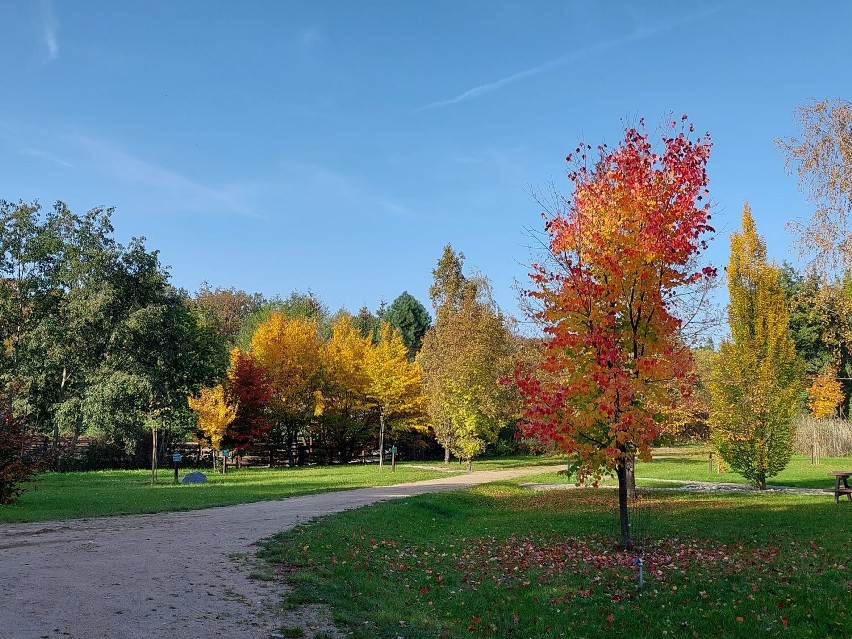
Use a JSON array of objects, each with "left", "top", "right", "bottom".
[
  {"left": 615, "top": 459, "right": 633, "bottom": 550},
  {"left": 626, "top": 452, "right": 637, "bottom": 500},
  {"left": 466, "top": 458, "right": 472, "bottom": 472},
  {"left": 444, "top": 447, "right": 450, "bottom": 464},
  {"left": 378, "top": 409, "right": 385, "bottom": 472},
  {"left": 150, "top": 423, "right": 158, "bottom": 484}
]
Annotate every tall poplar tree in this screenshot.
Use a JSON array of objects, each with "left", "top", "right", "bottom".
[
  {"left": 709, "top": 206, "right": 804, "bottom": 489},
  {"left": 420, "top": 247, "right": 518, "bottom": 469}
]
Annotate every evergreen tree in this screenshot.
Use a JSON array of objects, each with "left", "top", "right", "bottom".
[{"left": 383, "top": 291, "right": 431, "bottom": 360}]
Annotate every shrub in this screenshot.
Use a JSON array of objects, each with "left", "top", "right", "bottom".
[{"left": 0, "top": 408, "right": 43, "bottom": 504}]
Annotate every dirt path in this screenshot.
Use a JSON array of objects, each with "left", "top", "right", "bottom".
[{"left": 0, "top": 466, "right": 560, "bottom": 639}]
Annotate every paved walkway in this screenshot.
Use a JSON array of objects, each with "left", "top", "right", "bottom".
[{"left": 0, "top": 465, "right": 561, "bottom": 639}]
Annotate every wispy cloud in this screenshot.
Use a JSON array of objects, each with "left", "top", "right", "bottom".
[
  {"left": 18, "top": 145, "right": 73, "bottom": 168},
  {"left": 417, "top": 7, "right": 720, "bottom": 111},
  {"left": 67, "top": 134, "right": 260, "bottom": 218},
  {"left": 39, "top": 0, "right": 59, "bottom": 64},
  {"left": 231, "top": 161, "right": 418, "bottom": 222}
]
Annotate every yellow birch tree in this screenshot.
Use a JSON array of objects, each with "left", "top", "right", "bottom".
[
  {"left": 364, "top": 322, "right": 426, "bottom": 470},
  {"left": 420, "top": 264, "right": 518, "bottom": 470}
]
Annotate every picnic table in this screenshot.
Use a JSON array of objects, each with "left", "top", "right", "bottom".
[{"left": 826, "top": 471, "right": 852, "bottom": 504}]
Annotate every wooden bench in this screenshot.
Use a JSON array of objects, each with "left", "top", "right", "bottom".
[{"left": 825, "top": 471, "right": 852, "bottom": 504}]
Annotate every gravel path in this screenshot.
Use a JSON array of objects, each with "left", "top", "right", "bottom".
[
  {"left": 521, "top": 477, "right": 831, "bottom": 496},
  {"left": 0, "top": 466, "right": 561, "bottom": 639}
]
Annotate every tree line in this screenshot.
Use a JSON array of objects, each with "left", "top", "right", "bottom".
[
  {"left": 0, "top": 203, "right": 521, "bottom": 499},
  {"left": 188, "top": 245, "right": 521, "bottom": 472}
]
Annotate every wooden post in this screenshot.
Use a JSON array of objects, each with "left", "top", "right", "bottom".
[
  {"left": 708, "top": 451, "right": 713, "bottom": 473},
  {"left": 813, "top": 421, "right": 820, "bottom": 465}
]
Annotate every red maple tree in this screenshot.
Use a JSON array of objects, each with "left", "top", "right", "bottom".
[
  {"left": 516, "top": 117, "right": 715, "bottom": 548},
  {"left": 225, "top": 348, "right": 273, "bottom": 455}
]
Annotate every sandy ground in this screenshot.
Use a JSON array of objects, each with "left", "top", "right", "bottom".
[{"left": 0, "top": 466, "right": 560, "bottom": 639}]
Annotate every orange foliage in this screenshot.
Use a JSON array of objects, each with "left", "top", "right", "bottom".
[
  {"left": 516, "top": 118, "right": 714, "bottom": 484},
  {"left": 807, "top": 367, "right": 844, "bottom": 419}
]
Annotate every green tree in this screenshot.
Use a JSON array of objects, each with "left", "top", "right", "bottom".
[
  {"left": 190, "top": 283, "right": 264, "bottom": 346},
  {"left": 89, "top": 289, "right": 227, "bottom": 481},
  {"left": 709, "top": 206, "right": 805, "bottom": 489},
  {"left": 383, "top": 291, "right": 431, "bottom": 360},
  {"left": 351, "top": 305, "right": 382, "bottom": 343},
  {"left": 780, "top": 263, "right": 852, "bottom": 407},
  {"left": 420, "top": 248, "right": 517, "bottom": 469}
]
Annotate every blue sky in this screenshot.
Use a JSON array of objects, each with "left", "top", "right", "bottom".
[{"left": 1, "top": 1, "right": 850, "bottom": 328}]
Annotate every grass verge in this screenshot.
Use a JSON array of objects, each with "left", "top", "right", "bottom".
[
  {"left": 0, "top": 463, "right": 457, "bottom": 523},
  {"left": 259, "top": 482, "right": 851, "bottom": 639}
]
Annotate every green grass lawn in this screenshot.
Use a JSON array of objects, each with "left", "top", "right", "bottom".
[
  {"left": 636, "top": 447, "right": 851, "bottom": 489},
  {"left": 259, "top": 481, "right": 851, "bottom": 639},
  {"left": 3, "top": 449, "right": 848, "bottom": 524},
  {"left": 0, "top": 454, "right": 563, "bottom": 523},
  {"left": 0, "top": 463, "right": 458, "bottom": 523}
]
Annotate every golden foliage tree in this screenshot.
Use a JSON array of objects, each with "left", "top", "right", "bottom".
[
  {"left": 250, "top": 313, "right": 322, "bottom": 464},
  {"left": 807, "top": 366, "right": 844, "bottom": 419},
  {"left": 188, "top": 385, "right": 237, "bottom": 452},
  {"left": 709, "top": 206, "right": 805, "bottom": 489},
  {"left": 420, "top": 249, "right": 518, "bottom": 469},
  {"left": 313, "top": 314, "right": 373, "bottom": 463},
  {"left": 364, "top": 321, "right": 426, "bottom": 470}
]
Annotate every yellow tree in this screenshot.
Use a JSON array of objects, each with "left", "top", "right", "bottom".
[
  {"left": 420, "top": 262, "right": 518, "bottom": 470},
  {"left": 250, "top": 313, "right": 322, "bottom": 465},
  {"left": 709, "top": 206, "right": 805, "bottom": 489},
  {"left": 188, "top": 385, "right": 237, "bottom": 453},
  {"left": 313, "top": 314, "right": 373, "bottom": 463},
  {"left": 807, "top": 366, "right": 844, "bottom": 419},
  {"left": 364, "top": 322, "right": 426, "bottom": 470}
]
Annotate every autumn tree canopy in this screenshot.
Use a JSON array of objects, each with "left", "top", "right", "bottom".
[
  {"left": 779, "top": 99, "right": 852, "bottom": 276},
  {"left": 419, "top": 246, "right": 518, "bottom": 468},
  {"left": 365, "top": 322, "right": 426, "bottom": 469},
  {"left": 251, "top": 313, "right": 323, "bottom": 464},
  {"left": 709, "top": 206, "right": 804, "bottom": 489},
  {"left": 313, "top": 314, "right": 373, "bottom": 463},
  {"left": 188, "top": 384, "right": 237, "bottom": 452},
  {"left": 807, "top": 366, "right": 844, "bottom": 420},
  {"left": 225, "top": 348, "right": 273, "bottom": 453},
  {"left": 516, "top": 118, "right": 715, "bottom": 549}
]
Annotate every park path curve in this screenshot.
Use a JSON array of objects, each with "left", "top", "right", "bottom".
[{"left": 0, "top": 465, "right": 560, "bottom": 639}]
